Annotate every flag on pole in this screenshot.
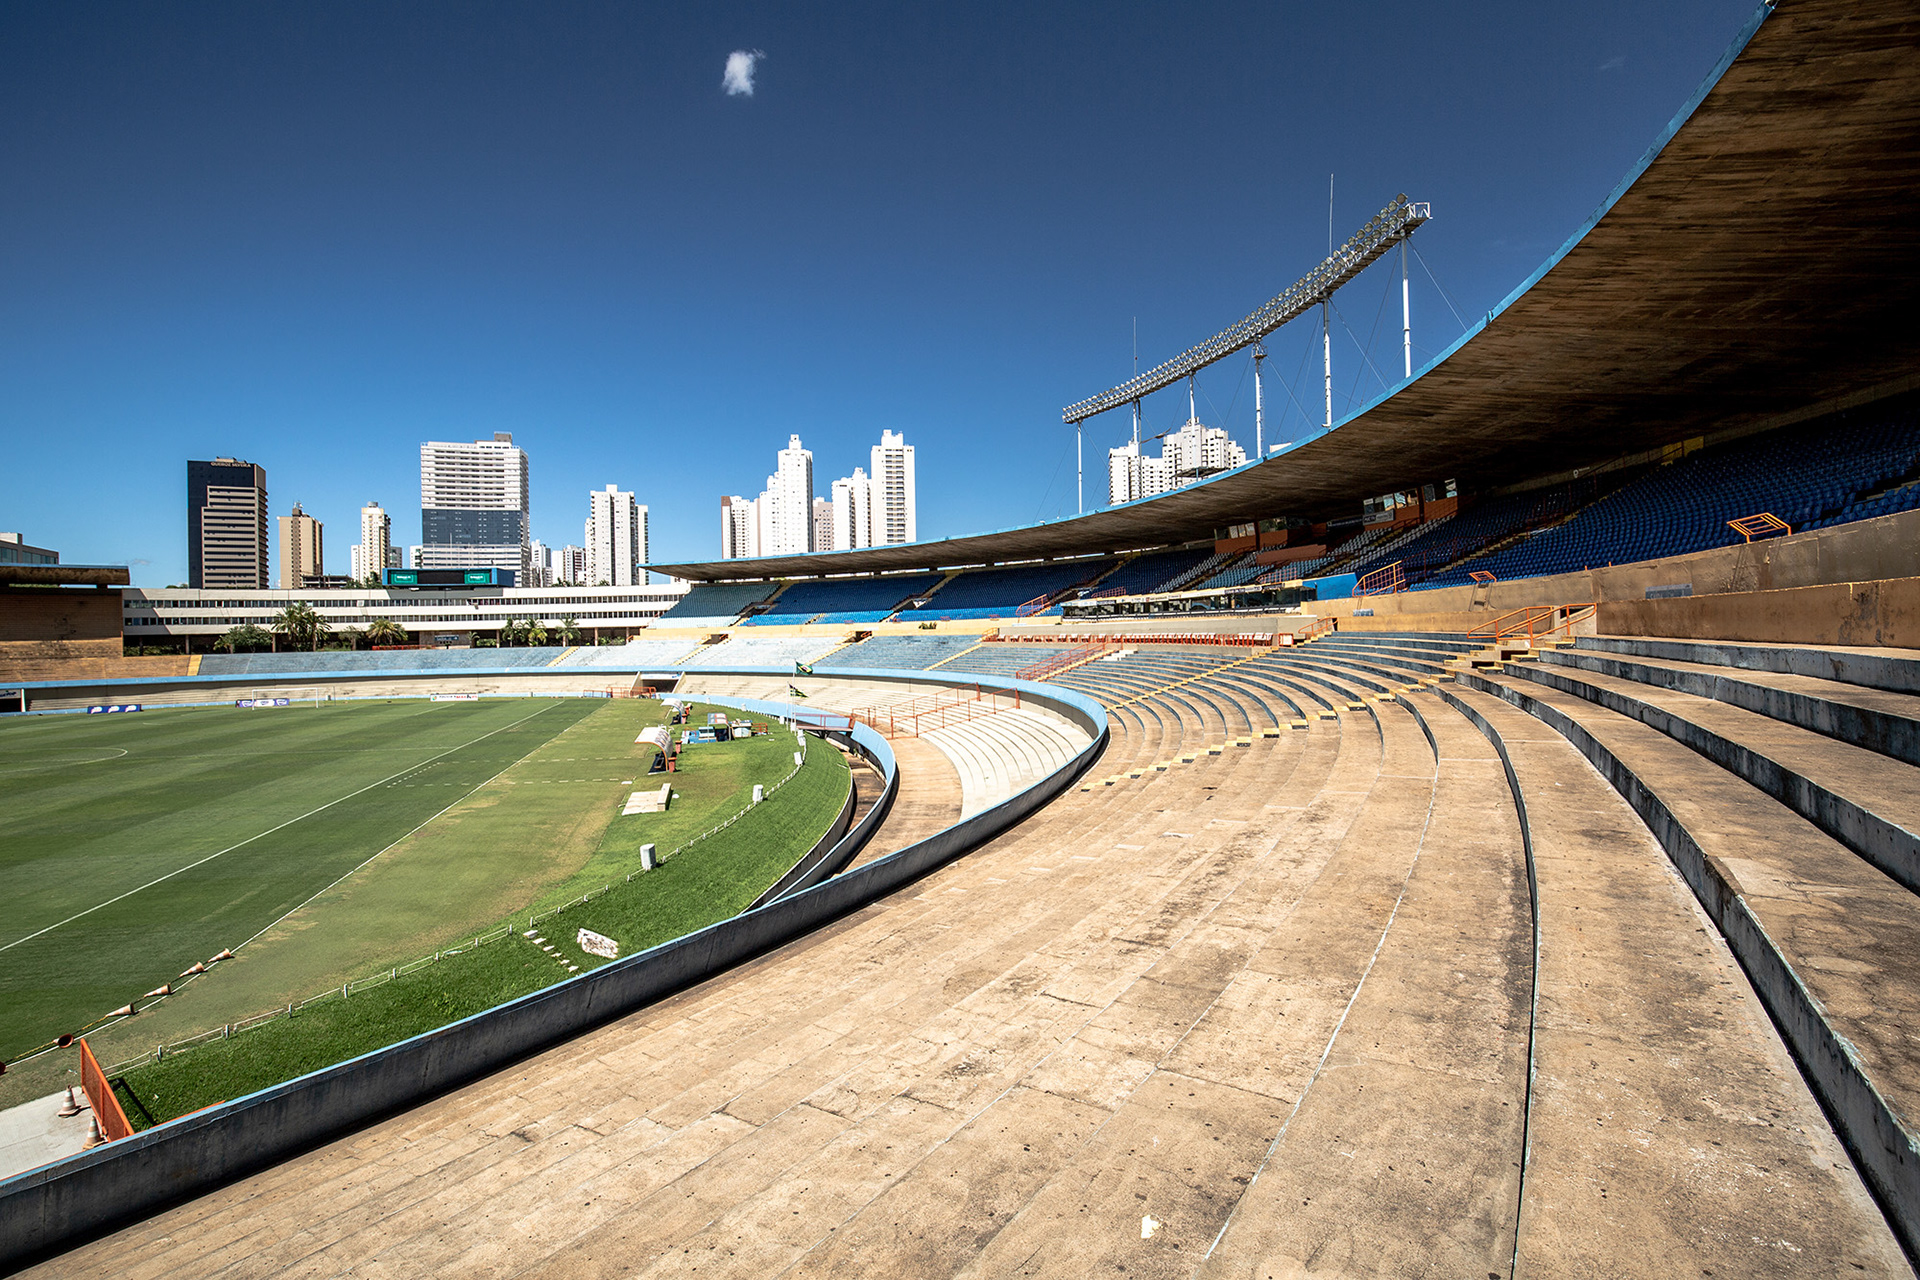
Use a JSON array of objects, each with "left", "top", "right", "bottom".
[
  {"left": 788, "top": 684, "right": 809, "bottom": 700},
  {"left": 795, "top": 660, "right": 813, "bottom": 675}
]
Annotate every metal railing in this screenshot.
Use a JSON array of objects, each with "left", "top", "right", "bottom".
[
  {"left": 849, "top": 684, "right": 1020, "bottom": 738},
  {"left": 1467, "top": 602, "right": 1598, "bottom": 644},
  {"left": 1728, "top": 512, "right": 1791, "bottom": 542},
  {"left": 1353, "top": 560, "right": 1406, "bottom": 597}
]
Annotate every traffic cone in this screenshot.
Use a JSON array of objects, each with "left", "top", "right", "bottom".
[
  {"left": 57, "top": 1087, "right": 81, "bottom": 1117},
  {"left": 83, "top": 1115, "right": 105, "bottom": 1148}
]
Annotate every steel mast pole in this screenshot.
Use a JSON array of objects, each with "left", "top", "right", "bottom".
[
  {"left": 1321, "top": 302, "right": 1333, "bottom": 428},
  {"left": 1253, "top": 342, "right": 1265, "bottom": 457},
  {"left": 1076, "top": 424, "right": 1083, "bottom": 514},
  {"left": 1401, "top": 238, "right": 1412, "bottom": 379}
]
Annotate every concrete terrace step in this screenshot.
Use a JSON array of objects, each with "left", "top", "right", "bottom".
[
  {"left": 1579, "top": 636, "right": 1920, "bottom": 696},
  {"left": 1506, "top": 658, "right": 1920, "bottom": 894},
  {"left": 1462, "top": 668, "right": 1920, "bottom": 1249},
  {"left": 1429, "top": 683, "right": 1906, "bottom": 1275},
  {"left": 1545, "top": 645, "right": 1920, "bottom": 768}
]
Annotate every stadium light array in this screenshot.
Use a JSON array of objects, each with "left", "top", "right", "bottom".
[{"left": 1063, "top": 194, "right": 1431, "bottom": 425}]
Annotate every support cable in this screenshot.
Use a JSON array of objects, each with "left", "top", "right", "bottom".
[
  {"left": 1329, "top": 299, "right": 1392, "bottom": 409},
  {"left": 1346, "top": 265, "right": 1399, "bottom": 411},
  {"left": 1409, "top": 241, "right": 1470, "bottom": 334}
]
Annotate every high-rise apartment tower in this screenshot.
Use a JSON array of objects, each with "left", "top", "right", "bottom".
[
  {"left": 585, "top": 484, "right": 649, "bottom": 586},
  {"left": 870, "top": 430, "right": 915, "bottom": 545},
  {"left": 417, "top": 434, "right": 531, "bottom": 579},
  {"left": 277, "top": 503, "right": 323, "bottom": 589},
  {"left": 187, "top": 458, "right": 269, "bottom": 589},
  {"left": 351, "top": 502, "right": 398, "bottom": 583}
]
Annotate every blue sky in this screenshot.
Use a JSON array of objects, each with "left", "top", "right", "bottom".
[{"left": 0, "top": 1, "right": 1757, "bottom": 585}]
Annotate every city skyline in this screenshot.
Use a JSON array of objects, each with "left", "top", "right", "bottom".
[
  {"left": 2, "top": 3, "right": 1756, "bottom": 585},
  {"left": 719, "top": 428, "right": 915, "bottom": 559}
]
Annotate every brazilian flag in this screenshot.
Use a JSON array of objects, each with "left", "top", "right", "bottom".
[
  {"left": 788, "top": 684, "right": 809, "bottom": 700},
  {"left": 795, "top": 660, "right": 813, "bottom": 676}
]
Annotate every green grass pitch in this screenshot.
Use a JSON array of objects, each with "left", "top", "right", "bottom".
[
  {"left": 0, "top": 698, "right": 601, "bottom": 1062},
  {"left": 0, "top": 695, "right": 851, "bottom": 1124}
]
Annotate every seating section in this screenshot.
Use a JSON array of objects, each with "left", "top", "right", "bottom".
[
  {"left": 822, "top": 633, "right": 983, "bottom": 669},
  {"left": 1342, "top": 478, "right": 1607, "bottom": 584},
  {"left": 553, "top": 638, "right": 704, "bottom": 668},
  {"left": 744, "top": 573, "right": 946, "bottom": 624},
  {"left": 677, "top": 633, "right": 847, "bottom": 668},
  {"left": 1423, "top": 396, "right": 1920, "bottom": 588},
  {"left": 912, "top": 560, "right": 1110, "bottom": 620},
  {"left": 1083, "top": 546, "right": 1210, "bottom": 596},
  {"left": 195, "top": 647, "right": 569, "bottom": 676},
  {"left": 931, "top": 641, "right": 1072, "bottom": 679},
  {"left": 1335, "top": 513, "right": 1455, "bottom": 580},
  {"left": 656, "top": 580, "right": 777, "bottom": 625}
]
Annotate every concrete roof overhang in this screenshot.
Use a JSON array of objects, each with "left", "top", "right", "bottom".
[
  {"left": 0, "top": 564, "right": 131, "bottom": 588},
  {"left": 655, "top": 0, "right": 1920, "bottom": 583}
]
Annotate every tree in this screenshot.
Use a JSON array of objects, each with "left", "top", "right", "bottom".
[
  {"left": 272, "top": 602, "right": 331, "bottom": 651},
  {"left": 556, "top": 615, "right": 581, "bottom": 645},
  {"left": 497, "top": 617, "right": 523, "bottom": 647},
  {"left": 527, "top": 620, "right": 548, "bottom": 647},
  {"left": 215, "top": 624, "right": 274, "bottom": 653},
  {"left": 365, "top": 618, "right": 408, "bottom": 648},
  {"left": 334, "top": 625, "right": 366, "bottom": 651}
]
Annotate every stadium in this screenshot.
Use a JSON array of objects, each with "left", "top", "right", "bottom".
[{"left": 4, "top": 0, "right": 1920, "bottom": 1274}]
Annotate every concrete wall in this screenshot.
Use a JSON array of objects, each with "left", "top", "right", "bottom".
[
  {"left": 1314, "top": 507, "right": 1920, "bottom": 621},
  {"left": 1598, "top": 575, "right": 1920, "bottom": 648},
  {"left": 0, "top": 654, "right": 188, "bottom": 684},
  {"left": 0, "top": 588, "right": 125, "bottom": 667},
  {"left": 0, "top": 672, "right": 1107, "bottom": 1269}
]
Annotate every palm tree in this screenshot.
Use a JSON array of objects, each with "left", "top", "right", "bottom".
[
  {"left": 215, "top": 624, "right": 274, "bottom": 653},
  {"left": 498, "top": 617, "right": 523, "bottom": 647},
  {"left": 272, "top": 602, "right": 332, "bottom": 651},
  {"left": 365, "top": 618, "right": 408, "bottom": 648},
  {"left": 527, "top": 620, "right": 548, "bottom": 647},
  {"left": 556, "top": 615, "right": 581, "bottom": 645}
]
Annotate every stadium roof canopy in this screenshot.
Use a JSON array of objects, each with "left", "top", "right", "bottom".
[{"left": 655, "top": 0, "right": 1920, "bottom": 583}]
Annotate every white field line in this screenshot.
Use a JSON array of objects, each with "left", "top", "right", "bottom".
[
  {"left": 229, "top": 706, "right": 595, "bottom": 954},
  {"left": 0, "top": 703, "right": 561, "bottom": 954}
]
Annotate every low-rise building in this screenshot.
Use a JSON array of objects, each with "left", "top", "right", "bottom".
[{"left": 120, "top": 581, "right": 690, "bottom": 650}]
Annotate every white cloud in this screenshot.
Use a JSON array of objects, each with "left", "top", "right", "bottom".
[
  {"left": 1598, "top": 55, "right": 1626, "bottom": 73},
  {"left": 723, "top": 49, "right": 763, "bottom": 97}
]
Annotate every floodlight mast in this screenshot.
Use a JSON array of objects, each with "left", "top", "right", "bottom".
[{"left": 1061, "top": 194, "right": 1431, "bottom": 426}]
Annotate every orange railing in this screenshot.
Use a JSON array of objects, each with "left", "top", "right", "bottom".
[
  {"left": 79, "top": 1038, "right": 134, "bottom": 1142},
  {"left": 1014, "top": 592, "right": 1056, "bottom": 618},
  {"left": 1728, "top": 512, "right": 1791, "bottom": 542},
  {"left": 1468, "top": 570, "right": 1497, "bottom": 584},
  {"left": 1353, "top": 561, "right": 1405, "bottom": 597},
  {"left": 1018, "top": 640, "right": 1123, "bottom": 681},
  {"left": 1468, "top": 602, "right": 1597, "bottom": 644},
  {"left": 849, "top": 684, "right": 1019, "bottom": 738},
  {"left": 1294, "top": 617, "right": 1337, "bottom": 643}
]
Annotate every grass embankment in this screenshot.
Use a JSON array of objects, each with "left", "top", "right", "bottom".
[
  {"left": 120, "top": 712, "right": 849, "bottom": 1126},
  {"left": 0, "top": 698, "right": 600, "bottom": 1064}
]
